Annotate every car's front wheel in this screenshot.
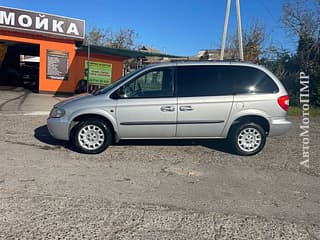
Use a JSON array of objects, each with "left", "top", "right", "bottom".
[
  {"left": 71, "top": 119, "right": 112, "bottom": 154},
  {"left": 229, "top": 122, "right": 266, "bottom": 156}
]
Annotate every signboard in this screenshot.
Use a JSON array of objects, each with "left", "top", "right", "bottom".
[
  {"left": 0, "top": 6, "right": 85, "bottom": 39},
  {"left": 85, "top": 60, "right": 112, "bottom": 86},
  {"left": 46, "top": 50, "right": 69, "bottom": 80}
]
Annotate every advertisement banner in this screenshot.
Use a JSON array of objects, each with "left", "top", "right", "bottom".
[
  {"left": 46, "top": 50, "right": 69, "bottom": 80},
  {"left": 85, "top": 60, "right": 112, "bottom": 86}
]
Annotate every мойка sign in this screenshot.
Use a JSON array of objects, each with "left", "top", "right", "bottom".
[{"left": 0, "top": 6, "right": 85, "bottom": 39}]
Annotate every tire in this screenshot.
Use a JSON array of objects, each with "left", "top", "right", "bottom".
[
  {"left": 71, "top": 118, "right": 113, "bottom": 154},
  {"left": 229, "top": 122, "right": 266, "bottom": 156}
]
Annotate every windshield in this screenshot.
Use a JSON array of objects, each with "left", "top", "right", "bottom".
[{"left": 93, "top": 67, "right": 146, "bottom": 95}]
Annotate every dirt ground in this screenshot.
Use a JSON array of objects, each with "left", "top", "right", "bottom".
[{"left": 0, "top": 115, "right": 319, "bottom": 239}]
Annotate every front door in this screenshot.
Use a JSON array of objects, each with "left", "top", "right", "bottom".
[{"left": 115, "top": 68, "right": 177, "bottom": 138}]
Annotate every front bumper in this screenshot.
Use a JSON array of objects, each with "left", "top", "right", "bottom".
[
  {"left": 268, "top": 117, "right": 292, "bottom": 136},
  {"left": 47, "top": 117, "right": 70, "bottom": 141}
]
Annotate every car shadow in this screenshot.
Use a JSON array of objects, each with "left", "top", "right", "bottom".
[
  {"left": 118, "top": 139, "right": 235, "bottom": 155},
  {"left": 34, "top": 125, "right": 79, "bottom": 152},
  {"left": 34, "top": 124, "right": 235, "bottom": 155}
]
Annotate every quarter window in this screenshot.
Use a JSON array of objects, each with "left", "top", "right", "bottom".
[{"left": 232, "top": 66, "right": 279, "bottom": 94}]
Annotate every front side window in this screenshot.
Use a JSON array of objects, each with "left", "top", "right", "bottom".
[{"left": 117, "top": 69, "right": 174, "bottom": 99}]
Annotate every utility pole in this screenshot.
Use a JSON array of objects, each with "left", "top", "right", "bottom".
[
  {"left": 220, "top": 0, "right": 231, "bottom": 60},
  {"left": 220, "top": 0, "right": 244, "bottom": 61},
  {"left": 236, "top": 0, "right": 244, "bottom": 61},
  {"left": 87, "top": 39, "right": 90, "bottom": 92}
]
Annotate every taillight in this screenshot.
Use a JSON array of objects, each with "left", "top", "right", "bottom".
[{"left": 278, "top": 95, "right": 289, "bottom": 111}]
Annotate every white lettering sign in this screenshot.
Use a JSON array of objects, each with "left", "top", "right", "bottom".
[
  {"left": 0, "top": 11, "right": 15, "bottom": 25},
  {"left": 35, "top": 16, "right": 49, "bottom": 31},
  {"left": 18, "top": 14, "right": 32, "bottom": 27},
  {"left": 66, "top": 23, "right": 79, "bottom": 35},
  {"left": 52, "top": 20, "right": 64, "bottom": 33},
  {"left": 0, "top": 6, "right": 84, "bottom": 39}
]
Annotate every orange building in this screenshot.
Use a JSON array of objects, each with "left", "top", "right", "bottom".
[
  {"left": 0, "top": 6, "right": 131, "bottom": 94},
  {"left": 0, "top": 6, "right": 180, "bottom": 94}
]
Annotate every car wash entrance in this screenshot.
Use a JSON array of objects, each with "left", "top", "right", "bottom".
[
  {"left": 0, "top": 6, "right": 85, "bottom": 93},
  {"left": 0, "top": 40, "right": 40, "bottom": 91}
]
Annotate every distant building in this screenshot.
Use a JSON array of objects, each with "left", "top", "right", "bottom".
[
  {"left": 191, "top": 49, "right": 237, "bottom": 61},
  {"left": 137, "top": 46, "right": 186, "bottom": 65},
  {"left": 139, "top": 46, "right": 161, "bottom": 54}
]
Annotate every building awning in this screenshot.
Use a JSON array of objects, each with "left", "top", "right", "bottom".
[{"left": 77, "top": 45, "right": 183, "bottom": 59}]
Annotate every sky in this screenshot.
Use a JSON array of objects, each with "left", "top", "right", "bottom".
[{"left": 0, "top": 0, "right": 303, "bottom": 56}]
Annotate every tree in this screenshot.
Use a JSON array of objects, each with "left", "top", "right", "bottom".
[
  {"left": 243, "top": 22, "right": 267, "bottom": 63},
  {"left": 282, "top": 0, "right": 319, "bottom": 39},
  {"left": 84, "top": 27, "right": 108, "bottom": 46},
  {"left": 84, "top": 27, "right": 139, "bottom": 50},
  {"left": 281, "top": 0, "right": 320, "bottom": 105},
  {"left": 226, "top": 21, "right": 267, "bottom": 63},
  {"left": 106, "top": 28, "right": 138, "bottom": 49},
  {"left": 263, "top": 49, "right": 301, "bottom": 105}
]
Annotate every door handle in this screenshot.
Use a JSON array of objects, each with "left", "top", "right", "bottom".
[
  {"left": 160, "top": 106, "right": 176, "bottom": 112},
  {"left": 179, "top": 106, "right": 193, "bottom": 111}
]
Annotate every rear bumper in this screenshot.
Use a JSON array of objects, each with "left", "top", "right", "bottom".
[
  {"left": 269, "top": 117, "right": 292, "bottom": 136},
  {"left": 47, "top": 117, "right": 70, "bottom": 141}
]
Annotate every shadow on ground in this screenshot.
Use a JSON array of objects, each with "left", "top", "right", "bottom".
[
  {"left": 118, "top": 139, "right": 235, "bottom": 155},
  {"left": 34, "top": 125, "right": 79, "bottom": 152},
  {"left": 34, "top": 125, "right": 235, "bottom": 155},
  {"left": 0, "top": 87, "right": 30, "bottom": 111}
]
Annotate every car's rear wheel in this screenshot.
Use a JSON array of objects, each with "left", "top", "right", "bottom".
[
  {"left": 230, "top": 122, "right": 266, "bottom": 156},
  {"left": 71, "top": 119, "right": 112, "bottom": 154}
]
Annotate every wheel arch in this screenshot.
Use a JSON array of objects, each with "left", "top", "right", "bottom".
[
  {"left": 69, "top": 112, "right": 118, "bottom": 142},
  {"left": 227, "top": 115, "right": 270, "bottom": 138}
]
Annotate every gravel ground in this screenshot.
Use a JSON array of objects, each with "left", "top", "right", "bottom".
[
  {"left": 0, "top": 115, "right": 319, "bottom": 239},
  {"left": 1, "top": 194, "right": 319, "bottom": 240}
]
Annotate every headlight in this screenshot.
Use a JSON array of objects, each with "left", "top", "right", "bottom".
[{"left": 49, "top": 107, "right": 65, "bottom": 118}]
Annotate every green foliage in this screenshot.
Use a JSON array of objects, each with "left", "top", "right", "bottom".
[
  {"left": 262, "top": 49, "right": 300, "bottom": 105},
  {"left": 263, "top": 0, "right": 320, "bottom": 106},
  {"left": 288, "top": 106, "right": 320, "bottom": 116}
]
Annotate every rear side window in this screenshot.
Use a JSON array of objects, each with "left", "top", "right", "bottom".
[
  {"left": 176, "top": 65, "right": 278, "bottom": 97},
  {"left": 176, "top": 66, "right": 233, "bottom": 97},
  {"left": 232, "top": 66, "right": 279, "bottom": 94}
]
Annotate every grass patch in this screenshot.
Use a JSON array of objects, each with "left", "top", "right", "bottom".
[{"left": 288, "top": 106, "right": 320, "bottom": 117}]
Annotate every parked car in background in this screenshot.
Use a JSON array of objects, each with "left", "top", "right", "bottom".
[
  {"left": 0, "top": 67, "right": 22, "bottom": 86},
  {"left": 47, "top": 61, "right": 291, "bottom": 155},
  {"left": 21, "top": 63, "right": 39, "bottom": 84}
]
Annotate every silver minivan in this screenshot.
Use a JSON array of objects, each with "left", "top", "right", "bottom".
[{"left": 47, "top": 61, "right": 291, "bottom": 155}]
